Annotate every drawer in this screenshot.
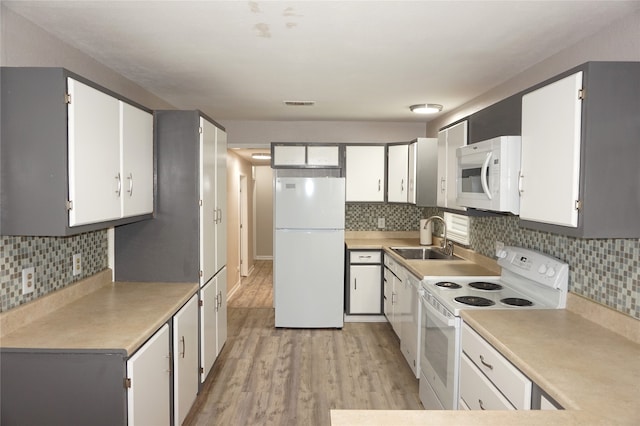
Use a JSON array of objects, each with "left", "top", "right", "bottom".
[
  {"left": 350, "top": 251, "right": 381, "bottom": 264},
  {"left": 462, "top": 323, "right": 532, "bottom": 409},
  {"left": 460, "top": 354, "right": 515, "bottom": 410}
]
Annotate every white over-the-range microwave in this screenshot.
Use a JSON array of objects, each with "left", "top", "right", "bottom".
[{"left": 456, "top": 135, "right": 521, "bottom": 214}]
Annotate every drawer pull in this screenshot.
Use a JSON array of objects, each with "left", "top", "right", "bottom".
[
  {"left": 479, "top": 355, "right": 494, "bottom": 370},
  {"left": 479, "top": 399, "right": 486, "bottom": 410},
  {"left": 359, "top": 255, "right": 372, "bottom": 259}
]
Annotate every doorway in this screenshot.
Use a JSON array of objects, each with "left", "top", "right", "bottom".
[{"left": 239, "top": 174, "right": 249, "bottom": 277}]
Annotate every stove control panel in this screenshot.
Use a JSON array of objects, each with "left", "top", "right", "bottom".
[{"left": 497, "top": 247, "right": 568, "bottom": 290}]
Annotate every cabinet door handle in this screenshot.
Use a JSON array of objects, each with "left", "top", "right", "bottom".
[
  {"left": 401, "top": 178, "right": 404, "bottom": 192},
  {"left": 354, "top": 278, "right": 357, "bottom": 290},
  {"left": 180, "top": 336, "right": 186, "bottom": 359},
  {"left": 479, "top": 355, "right": 494, "bottom": 370},
  {"left": 479, "top": 399, "right": 486, "bottom": 410},
  {"left": 115, "top": 173, "right": 122, "bottom": 196},
  {"left": 127, "top": 173, "right": 133, "bottom": 197},
  {"left": 518, "top": 171, "right": 524, "bottom": 195},
  {"left": 440, "top": 177, "right": 446, "bottom": 192}
]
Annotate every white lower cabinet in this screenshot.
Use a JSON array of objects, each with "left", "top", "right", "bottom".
[
  {"left": 348, "top": 250, "right": 382, "bottom": 314},
  {"left": 461, "top": 323, "right": 532, "bottom": 410},
  {"left": 173, "top": 294, "right": 199, "bottom": 426},
  {"left": 126, "top": 324, "right": 171, "bottom": 426},
  {"left": 400, "top": 274, "right": 420, "bottom": 378},
  {"left": 200, "top": 267, "right": 228, "bottom": 383}
]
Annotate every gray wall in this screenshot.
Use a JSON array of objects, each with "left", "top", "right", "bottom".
[
  {"left": 427, "top": 9, "right": 640, "bottom": 136},
  {"left": 222, "top": 120, "right": 427, "bottom": 147}
]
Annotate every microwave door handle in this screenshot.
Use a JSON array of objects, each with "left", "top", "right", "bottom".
[{"left": 480, "top": 152, "right": 493, "bottom": 200}]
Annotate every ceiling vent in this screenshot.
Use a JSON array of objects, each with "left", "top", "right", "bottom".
[{"left": 283, "top": 100, "right": 315, "bottom": 106}]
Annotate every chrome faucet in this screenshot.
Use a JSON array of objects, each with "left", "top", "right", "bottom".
[{"left": 423, "top": 215, "right": 454, "bottom": 256}]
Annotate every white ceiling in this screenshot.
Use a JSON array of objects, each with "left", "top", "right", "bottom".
[{"left": 4, "top": 1, "right": 639, "bottom": 123}]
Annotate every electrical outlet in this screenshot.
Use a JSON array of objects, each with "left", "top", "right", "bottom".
[
  {"left": 495, "top": 241, "right": 505, "bottom": 256},
  {"left": 22, "top": 267, "right": 35, "bottom": 295},
  {"left": 73, "top": 253, "right": 82, "bottom": 276},
  {"left": 377, "top": 217, "right": 385, "bottom": 229}
]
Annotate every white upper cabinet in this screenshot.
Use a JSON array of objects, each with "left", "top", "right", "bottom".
[
  {"left": 68, "top": 78, "right": 155, "bottom": 227},
  {"left": 67, "top": 78, "right": 121, "bottom": 226},
  {"left": 215, "top": 129, "right": 228, "bottom": 272},
  {"left": 407, "top": 142, "right": 417, "bottom": 204},
  {"left": 120, "top": 102, "right": 154, "bottom": 217},
  {"left": 271, "top": 144, "right": 341, "bottom": 168},
  {"left": 437, "top": 121, "right": 467, "bottom": 211},
  {"left": 387, "top": 144, "right": 409, "bottom": 203},
  {"left": 200, "top": 118, "right": 217, "bottom": 286},
  {"left": 520, "top": 72, "right": 583, "bottom": 228},
  {"left": 272, "top": 145, "right": 306, "bottom": 166},
  {"left": 1, "top": 68, "right": 154, "bottom": 236},
  {"left": 518, "top": 62, "right": 640, "bottom": 238},
  {"left": 346, "top": 145, "right": 386, "bottom": 202}
]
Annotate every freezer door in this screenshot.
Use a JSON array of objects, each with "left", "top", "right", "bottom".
[
  {"left": 274, "top": 229, "right": 344, "bottom": 328},
  {"left": 275, "top": 177, "right": 345, "bottom": 229}
]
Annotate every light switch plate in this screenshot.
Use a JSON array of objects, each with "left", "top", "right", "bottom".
[
  {"left": 22, "top": 267, "right": 35, "bottom": 295},
  {"left": 377, "top": 217, "right": 385, "bottom": 229},
  {"left": 495, "top": 240, "right": 505, "bottom": 256}
]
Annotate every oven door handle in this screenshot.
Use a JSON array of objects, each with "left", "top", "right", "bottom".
[
  {"left": 423, "top": 295, "right": 456, "bottom": 327},
  {"left": 480, "top": 152, "right": 493, "bottom": 200}
]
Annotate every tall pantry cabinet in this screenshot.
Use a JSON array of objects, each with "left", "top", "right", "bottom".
[{"left": 115, "top": 110, "right": 227, "bottom": 386}]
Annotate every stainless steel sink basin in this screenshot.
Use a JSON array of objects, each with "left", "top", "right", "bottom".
[{"left": 390, "top": 247, "right": 462, "bottom": 261}]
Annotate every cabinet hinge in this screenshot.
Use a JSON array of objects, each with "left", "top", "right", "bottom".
[
  {"left": 124, "top": 378, "right": 131, "bottom": 388},
  {"left": 199, "top": 199, "right": 203, "bottom": 207},
  {"left": 575, "top": 200, "right": 582, "bottom": 211},
  {"left": 199, "top": 270, "right": 203, "bottom": 277},
  {"left": 65, "top": 200, "right": 73, "bottom": 211},
  {"left": 578, "top": 88, "right": 586, "bottom": 100},
  {"left": 64, "top": 93, "right": 72, "bottom": 104},
  {"left": 200, "top": 367, "right": 204, "bottom": 374},
  {"left": 199, "top": 299, "right": 204, "bottom": 307},
  {"left": 199, "top": 127, "right": 203, "bottom": 134}
]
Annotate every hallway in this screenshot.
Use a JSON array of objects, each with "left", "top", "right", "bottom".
[{"left": 184, "top": 260, "right": 422, "bottom": 426}]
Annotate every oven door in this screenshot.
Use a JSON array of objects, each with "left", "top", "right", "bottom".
[{"left": 419, "top": 292, "right": 461, "bottom": 410}]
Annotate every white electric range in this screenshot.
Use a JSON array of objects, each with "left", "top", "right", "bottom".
[{"left": 418, "top": 246, "right": 569, "bottom": 410}]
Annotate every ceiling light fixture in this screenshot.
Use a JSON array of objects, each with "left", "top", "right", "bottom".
[
  {"left": 410, "top": 104, "right": 443, "bottom": 114},
  {"left": 252, "top": 153, "right": 271, "bottom": 160},
  {"left": 284, "top": 100, "right": 316, "bottom": 106}
]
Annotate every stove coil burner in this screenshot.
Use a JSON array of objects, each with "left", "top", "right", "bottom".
[
  {"left": 435, "top": 281, "right": 462, "bottom": 289},
  {"left": 501, "top": 298, "right": 533, "bottom": 307},
  {"left": 454, "top": 296, "right": 495, "bottom": 307},
  {"left": 468, "top": 281, "right": 503, "bottom": 291}
]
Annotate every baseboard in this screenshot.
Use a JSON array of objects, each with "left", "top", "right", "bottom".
[
  {"left": 343, "top": 314, "right": 388, "bottom": 323},
  {"left": 255, "top": 255, "right": 273, "bottom": 260},
  {"left": 227, "top": 279, "right": 242, "bottom": 302},
  {"left": 246, "top": 264, "right": 255, "bottom": 277}
]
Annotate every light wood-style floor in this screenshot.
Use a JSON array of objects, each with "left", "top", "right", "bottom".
[{"left": 184, "top": 260, "right": 422, "bottom": 426}]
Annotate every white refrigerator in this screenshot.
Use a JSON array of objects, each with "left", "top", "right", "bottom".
[{"left": 274, "top": 177, "right": 345, "bottom": 328}]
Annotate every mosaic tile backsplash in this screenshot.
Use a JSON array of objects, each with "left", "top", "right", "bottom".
[
  {"left": 2, "top": 204, "right": 637, "bottom": 320},
  {"left": 0, "top": 231, "right": 108, "bottom": 312},
  {"left": 347, "top": 203, "right": 639, "bottom": 320}
]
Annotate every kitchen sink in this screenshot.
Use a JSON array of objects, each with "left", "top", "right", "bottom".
[{"left": 390, "top": 247, "right": 462, "bottom": 261}]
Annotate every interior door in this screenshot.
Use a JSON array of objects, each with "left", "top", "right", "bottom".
[
  {"left": 126, "top": 324, "right": 170, "bottom": 426},
  {"left": 67, "top": 78, "right": 121, "bottom": 226},
  {"left": 120, "top": 102, "right": 153, "bottom": 217},
  {"left": 520, "top": 72, "right": 583, "bottom": 227},
  {"left": 200, "top": 118, "right": 216, "bottom": 285}
]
